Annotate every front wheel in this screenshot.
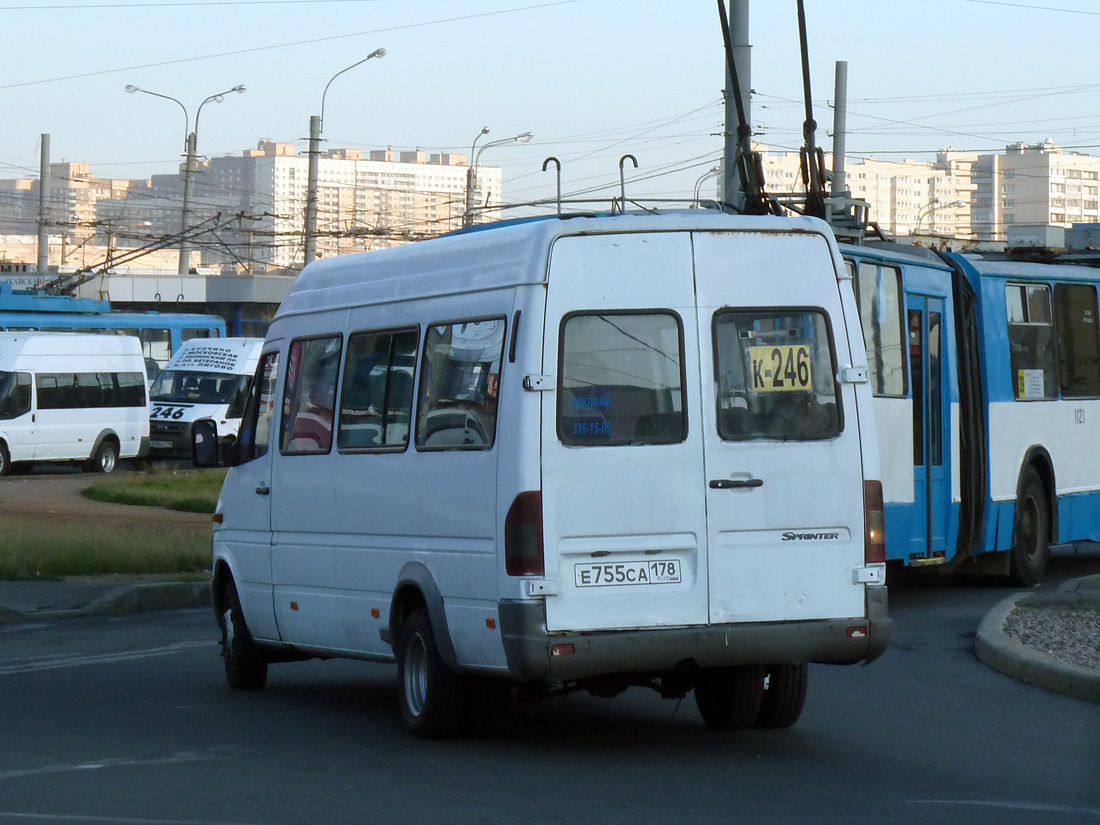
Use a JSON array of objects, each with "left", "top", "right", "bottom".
[
  {"left": 396, "top": 607, "right": 468, "bottom": 738},
  {"left": 1010, "top": 466, "right": 1049, "bottom": 587},
  {"left": 0, "top": 442, "right": 9, "bottom": 477},
  {"left": 220, "top": 580, "right": 268, "bottom": 690},
  {"left": 694, "top": 665, "right": 766, "bottom": 730},
  {"left": 85, "top": 440, "right": 118, "bottom": 474}
]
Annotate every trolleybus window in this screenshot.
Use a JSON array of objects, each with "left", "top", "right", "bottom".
[
  {"left": 1054, "top": 283, "right": 1100, "bottom": 398},
  {"left": 1006, "top": 283, "right": 1056, "bottom": 400},
  {"left": 853, "top": 261, "right": 907, "bottom": 397}
]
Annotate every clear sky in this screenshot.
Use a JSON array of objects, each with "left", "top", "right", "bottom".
[{"left": 4, "top": 0, "right": 1100, "bottom": 214}]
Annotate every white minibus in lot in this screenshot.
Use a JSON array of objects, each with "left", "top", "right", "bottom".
[
  {"left": 195, "top": 210, "right": 891, "bottom": 737},
  {"left": 0, "top": 332, "right": 149, "bottom": 475},
  {"left": 148, "top": 337, "right": 263, "bottom": 460}
]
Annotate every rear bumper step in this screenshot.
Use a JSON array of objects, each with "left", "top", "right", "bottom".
[{"left": 498, "top": 585, "right": 891, "bottom": 683}]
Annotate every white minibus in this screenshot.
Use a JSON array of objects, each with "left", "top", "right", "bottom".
[
  {"left": 196, "top": 211, "right": 891, "bottom": 737},
  {"left": 148, "top": 337, "right": 263, "bottom": 461},
  {"left": 0, "top": 332, "right": 149, "bottom": 475}
]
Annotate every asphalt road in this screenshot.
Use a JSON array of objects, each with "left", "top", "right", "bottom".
[{"left": 1, "top": 576, "right": 1098, "bottom": 825}]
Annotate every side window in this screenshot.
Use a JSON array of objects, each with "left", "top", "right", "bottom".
[
  {"left": 182, "top": 327, "right": 212, "bottom": 342},
  {"left": 853, "top": 261, "right": 907, "bottom": 397},
  {"left": 1006, "top": 283, "right": 1056, "bottom": 400},
  {"left": 713, "top": 309, "right": 840, "bottom": 441},
  {"left": 115, "top": 372, "right": 147, "bottom": 407},
  {"left": 0, "top": 372, "right": 31, "bottom": 420},
  {"left": 338, "top": 328, "right": 418, "bottom": 451},
  {"left": 416, "top": 318, "right": 505, "bottom": 450},
  {"left": 140, "top": 328, "right": 172, "bottom": 366},
  {"left": 37, "top": 373, "right": 77, "bottom": 410},
  {"left": 238, "top": 352, "right": 280, "bottom": 462},
  {"left": 280, "top": 336, "right": 342, "bottom": 455},
  {"left": 1054, "top": 283, "right": 1100, "bottom": 398},
  {"left": 558, "top": 311, "right": 685, "bottom": 447}
]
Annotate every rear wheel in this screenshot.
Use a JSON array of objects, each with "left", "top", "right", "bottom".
[
  {"left": 1010, "top": 466, "right": 1049, "bottom": 587},
  {"left": 0, "top": 442, "right": 9, "bottom": 477},
  {"left": 220, "top": 580, "right": 268, "bottom": 690},
  {"left": 396, "top": 607, "right": 468, "bottom": 738},
  {"left": 694, "top": 665, "right": 766, "bottom": 730},
  {"left": 85, "top": 440, "right": 118, "bottom": 474},
  {"left": 754, "top": 663, "right": 808, "bottom": 729}
]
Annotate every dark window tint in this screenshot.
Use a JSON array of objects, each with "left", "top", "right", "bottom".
[
  {"left": 339, "top": 328, "right": 418, "bottom": 450},
  {"left": 558, "top": 312, "right": 685, "bottom": 446},
  {"left": 713, "top": 309, "right": 840, "bottom": 441},
  {"left": 36, "top": 372, "right": 144, "bottom": 409},
  {"left": 0, "top": 371, "right": 31, "bottom": 419},
  {"left": 416, "top": 318, "right": 505, "bottom": 450},
  {"left": 1006, "top": 283, "right": 1056, "bottom": 400},
  {"left": 280, "top": 336, "right": 342, "bottom": 454},
  {"left": 1055, "top": 283, "right": 1100, "bottom": 398}
]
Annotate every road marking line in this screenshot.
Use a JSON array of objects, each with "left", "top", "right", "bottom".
[
  {"left": 0, "top": 641, "right": 213, "bottom": 676},
  {"left": 910, "top": 799, "right": 1100, "bottom": 817}
]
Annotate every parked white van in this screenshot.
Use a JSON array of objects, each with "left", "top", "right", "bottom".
[
  {"left": 0, "top": 331, "right": 149, "bottom": 475},
  {"left": 196, "top": 211, "right": 891, "bottom": 737},
  {"left": 149, "top": 337, "right": 263, "bottom": 460}
]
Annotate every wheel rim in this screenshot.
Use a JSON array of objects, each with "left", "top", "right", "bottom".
[
  {"left": 403, "top": 632, "right": 429, "bottom": 717},
  {"left": 222, "top": 607, "right": 235, "bottom": 657},
  {"left": 1019, "top": 495, "right": 1040, "bottom": 562},
  {"left": 101, "top": 446, "right": 116, "bottom": 473}
]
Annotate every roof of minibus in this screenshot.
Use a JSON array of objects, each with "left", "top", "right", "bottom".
[
  {"left": 0, "top": 331, "right": 144, "bottom": 366},
  {"left": 946, "top": 252, "right": 1100, "bottom": 282},
  {"left": 277, "top": 211, "right": 835, "bottom": 319}
]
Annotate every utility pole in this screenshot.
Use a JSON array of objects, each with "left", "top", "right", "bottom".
[
  {"left": 180, "top": 130, "right": 197, "bottom": 276},
  {"left": 831, "top": 60, "right": 848, "bottom": 203},
  {"left": 722, "top": 0, "right": 751, "bottom": 209},
  {"left": 36, "top": 134, "right": 50, "bottom": 276},
  {"left": 304, "top": 114, "right": 321, "bottom": 264}
]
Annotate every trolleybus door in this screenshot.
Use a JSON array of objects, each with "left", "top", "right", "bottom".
[{"left": 907, "top": 295, "right": 948, "bottom": 559}]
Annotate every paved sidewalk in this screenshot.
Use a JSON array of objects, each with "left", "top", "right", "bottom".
[{"left": 0, "top": 572, "right": 1097, "bottom": 705}]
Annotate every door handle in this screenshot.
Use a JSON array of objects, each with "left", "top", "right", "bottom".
[
  {"left": 255, "top": 484, "right": 270, "bottom": 496},
  {"left": 709, "top": 478, "right": 763, "bottom": 489}
]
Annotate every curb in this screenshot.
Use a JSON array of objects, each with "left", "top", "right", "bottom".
[
  {"left": 975, "top": 588, "right": 1100, "bottom": 704},
  {"left": 34, "top": 581, "right": 211, "bottom": 621}
]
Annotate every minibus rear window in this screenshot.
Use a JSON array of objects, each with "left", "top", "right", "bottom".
[
  {"left": 558, "top": 311, "right": 686, "bottom": 447},
  {"left": 713, "top": 309, "right": 840, "bottom": 441}
]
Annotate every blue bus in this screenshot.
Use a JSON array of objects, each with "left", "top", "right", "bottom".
[
  {"left": 842, "top": 242, "right": 1100, "bottom": 584},
  {"left": 0, "top": 283, "right": 225, "bottom": 375}
]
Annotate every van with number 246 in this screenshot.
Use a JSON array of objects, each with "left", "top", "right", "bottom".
[{"left": 194, "top": 210, "right": 892, "bottom": 738}]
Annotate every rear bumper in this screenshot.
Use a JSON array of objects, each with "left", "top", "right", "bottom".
[{"left": 498, "top": 585, "right": 891, "bottom": 683}]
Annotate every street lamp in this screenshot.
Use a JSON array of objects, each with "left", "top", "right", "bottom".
[
  {"left": 463, "top": 131, "right": 533, "bottom": 227},
  {"left": 126, "top": 83, "right": 246, "bottom": 276},
  {"left": 304, "top": 48, "right": 386, "bottom": 266},
  {"left": 693, "top": 165, "right": 721, "bottom": 207}
]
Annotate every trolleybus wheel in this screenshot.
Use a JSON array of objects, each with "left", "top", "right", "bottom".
[{"left": 1010, "top": 465, "right": 1049, "bottom": 587}]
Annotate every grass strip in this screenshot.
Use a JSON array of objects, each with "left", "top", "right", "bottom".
[
  {"left": 0, "top": 515, "right": 209, "bottom": 581},
  {"left": 82, "top": 467, "right": 228, "bottom": 513}
]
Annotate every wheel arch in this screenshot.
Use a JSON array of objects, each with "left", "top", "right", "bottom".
[
  {"left": 388, "top": 561, "right": 459, "bottom": 670},
  {"left": 89, "top": 429, "right": 120, "bottom": 460}
]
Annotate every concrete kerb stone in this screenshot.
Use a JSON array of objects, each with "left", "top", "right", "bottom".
[
  {"left": 39, "top": 581, "right": 211, "bottom": 620},
  {"left": 975, "top": 585, "right": 1100, "bottom": 704}
]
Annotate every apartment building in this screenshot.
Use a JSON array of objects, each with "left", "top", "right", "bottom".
[{"left": 112, "top": 141, "right": 503, "bottom": 271}]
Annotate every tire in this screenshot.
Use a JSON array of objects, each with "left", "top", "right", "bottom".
[
  {"left": 754, "top": 663, "right": 808, "bottom": 729},
  {"left": 220, "top": 580, "right": 268, "bottom": 690},
  {"left": 1010, "top": 466, "right": 1050, "bottom": 587},
  {"left": 694, "top": 665, "right": 766, "bottom": 731},
  {"left": 85, "top": 439, "right": 118, "bottom": 474},
  {"left": 396, "top": 607, "right": 468, "bottom": 738},
  {"left": 0, "top": 442, "right": 9, "bottom": 477}
]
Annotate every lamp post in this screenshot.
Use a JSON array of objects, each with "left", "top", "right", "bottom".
[
  {"left": 304, "top": 48, "right": 386, "bottom": 266},
  {"left": 126, "top": 83, "right": 246, "bottom": 276},
  {"left": 463, "top": 131, "right": 533, "bottom": 227},
  {"left": 693, "top": 165, "right": 722, "bottom": 207}
]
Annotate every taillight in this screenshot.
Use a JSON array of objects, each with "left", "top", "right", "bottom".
[
  {"left": 505, "top": 491, "right": 544, "bottom": 576},
  {"left": 864, "top": 480, "right": 886, "bottom": 564}
]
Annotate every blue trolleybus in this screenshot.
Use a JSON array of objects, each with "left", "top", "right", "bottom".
[
  {"left": 842, "top": 242, "right": 1100, "bottom": 584},
  {"left": 0, "top": 283, "right": 225, "bottom": 375}
]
